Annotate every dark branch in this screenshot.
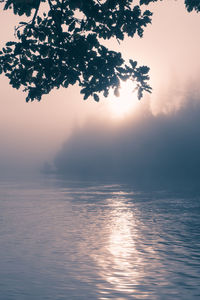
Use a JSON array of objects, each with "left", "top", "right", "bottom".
[{"left": 32, "top": 0, "right": 41, "bottom": 25}]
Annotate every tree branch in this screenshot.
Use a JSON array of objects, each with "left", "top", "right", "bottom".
[
  {"left": 47, "top": 0, "right": 65, "bottom": 45},
  {"left": 47, "top": 0, "right": 53, "bottom": 11},
  {"left": 32, "top": 0, "right": 41, "bottom": 25}
]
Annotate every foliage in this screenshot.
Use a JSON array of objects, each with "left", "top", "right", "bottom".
[{"left": 0, "top": 0, "right": 199, "bottom": 102}]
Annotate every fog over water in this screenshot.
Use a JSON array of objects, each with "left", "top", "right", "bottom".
[
  {"left": 53, "top": 90, "right": 200, "bottom": 186},
  {"left": 1, "top": 1, "right": 200, "bottom": 179},
  {"left": 1, "top": 2, "right": 200, "bottom": 299}
]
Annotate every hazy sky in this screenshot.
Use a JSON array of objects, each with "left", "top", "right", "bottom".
[{"left": 0, "top": 1, "right": 200, "bottom": 180}]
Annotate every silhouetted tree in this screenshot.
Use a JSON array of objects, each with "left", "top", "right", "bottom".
[{"left": 0, "top": 0, "right": 199, "bottom": 102}]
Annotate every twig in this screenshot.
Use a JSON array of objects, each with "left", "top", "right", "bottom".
[
  {"left": 116, "top": 38, "right": 120, "bottom": 44},
  {"left": 31, "top": 0, "right": 41, "bottom": 25}
]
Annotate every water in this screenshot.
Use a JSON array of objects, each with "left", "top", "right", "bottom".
[{"left": 0, "top": 176, "right": 200, "bottom": 299}]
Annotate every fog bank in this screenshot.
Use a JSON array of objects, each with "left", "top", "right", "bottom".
[{"left": 53, "top": 93, "right": 200, "bottom": 185}]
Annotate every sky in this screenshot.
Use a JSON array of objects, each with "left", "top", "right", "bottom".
[{"left": 1, "top": 0, "right": 200, "bottom": 183}]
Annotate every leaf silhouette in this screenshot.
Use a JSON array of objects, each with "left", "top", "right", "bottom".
[{"left": 0, "top": 0, "right": 198, "bottom": 102}]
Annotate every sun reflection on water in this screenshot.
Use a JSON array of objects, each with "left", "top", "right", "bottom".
[{"left": 94, "top": 193, "right": 150, "bottom": 299}]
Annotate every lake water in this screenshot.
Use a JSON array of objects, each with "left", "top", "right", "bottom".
[{"left": 0, "top": 176, "right": 200, "bottom": 299}]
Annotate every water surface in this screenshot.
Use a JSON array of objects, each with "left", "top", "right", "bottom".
[{"left": 0, "top": 176, "right": 200, "bottom": 299}]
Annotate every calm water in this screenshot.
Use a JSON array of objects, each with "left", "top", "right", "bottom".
[{"left": 0, "top": 176, "right": 200, "bottom": 300}]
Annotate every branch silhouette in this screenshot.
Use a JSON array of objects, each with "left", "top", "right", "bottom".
[{"left": 0, "top": 0, "right": 199, "bottom": 102}]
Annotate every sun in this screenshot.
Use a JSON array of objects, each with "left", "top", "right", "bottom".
[{"left": 108, "top": 80, "right": 140, "bottom": 118}]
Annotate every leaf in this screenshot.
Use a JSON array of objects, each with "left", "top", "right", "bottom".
[
  {"left": 84, "top": 93, "right": 90, "bottom": 100},
  {"left": 138, "top": 66, "right": 150, "bottom": 74},
  {"left": 118, "top": 74, "right": 130, "bottom": 81},
  {"left": 19, "top": 22, "right": 28, "bottom": 25},
  {"left": 129, "top": 59, "right": 137, "bottom": 69},
  {"left": 6, "top": 47, "right": 12, "bottom": 53},
  {"left": 4, "top": 0, "right": 12, "bottom": 10},
  {"left": 62, "top": 80, "right": 69, "bottom": 88},
  {"left": 6, "top": 41, "right": 16, "bottom": 46},
  {"left": 103, "top": 89, "right": 109, "bottom": 97},
  {"left": 93, "top": 93, "right": 99, "bottom": 102},
  {"left": 114, "top": 87, "right": 120, "bottom": 97}
]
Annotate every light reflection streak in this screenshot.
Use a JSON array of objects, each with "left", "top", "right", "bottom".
[{"left": 93, "top": 193, "right": 150, "bottom": 299}]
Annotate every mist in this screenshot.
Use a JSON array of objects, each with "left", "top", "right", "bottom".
[
  {"left": 1, "top": 0, "right": 200, "bottom": 181},
  {"left": 53, "top": 88, "right": 200, "bottom": 186},
  {"left": 0, "top": 80, "right": 104, "bottom": 177},
  {"left": 1, "top": 3, "right": 200, "bottom": 300}
]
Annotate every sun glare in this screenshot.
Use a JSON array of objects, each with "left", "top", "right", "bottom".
[{"left": 108, "top": 80, "right": 140, "bottom": 118}]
